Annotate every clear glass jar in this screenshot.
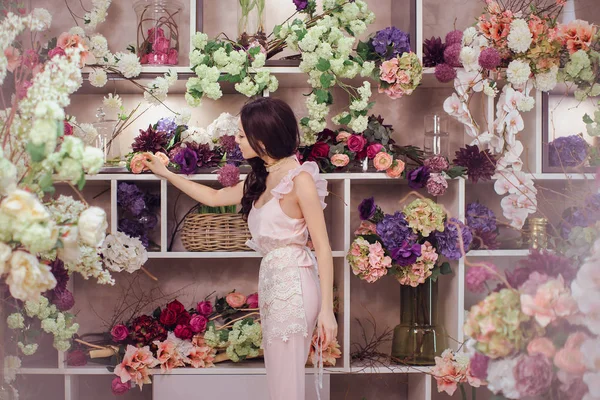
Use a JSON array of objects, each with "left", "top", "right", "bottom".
[
  {"left": 237, "top": 0, "right": 267, "bottom": 47},
  {"left": 424, "top": 114, "right": 449, "bottom": 158},
  {"left": 134, "top": 0, "right": 183, "bottom": 65},
  {"left": 92, "top": 108, "right": 122, "bottom": 167}
]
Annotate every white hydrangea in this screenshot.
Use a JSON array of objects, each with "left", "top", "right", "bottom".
[
  {"left": 507, "top": 19, "right": 533, "bottom": 53},
  {"left": 18, "top": 342, "right": 38, "bottom": 356},
  {"left": 31, "top": 8, "right": 52, "bottom": 30},
  {"left": 267, "top": 76, "right": 279, "bottom": 92},
  {"left": 506, "top": 59, "right": 531, "bottom": 86},
  {"left": 89, "top": 35, "right": 109, "bottom": 58},
  {"left": 14, "top": 221, "right": 58, "bottom": 254},
  {"left": 360, "top": 61, "right": 375, "bottom": 77},
  {"left": 191, "top": 32, "right": 208, "bottom": 50},
  {"left": 517, "top": 96, "right": 535, "bottom": 112},
  {"left": 349, "top": 115, "right": 368, "bottom": 132},
  {"left": 115, "top": 52, "right": 141, "bottom": 78},
  {"left": 462, "top": 27, "right": 478, "bottom": 46},
  {"left": 3, "top": 356, "right": 21, "bottom": 383},
  {"left": 66, "top": 244, "right": 114, "bottom": 285},
  {"left": 251, "top": 53, "right": 266, "bottom": 69},
  {"left": 89, "top": 68, "right": 108, "bottom": 87},
  {"left": 6, "top": 313, "right": 24, "bottom": 330},
  {"left": 81, "top": 146, "right": 104, "bottom": 174},
  {"left": 534, "top": 65, "right": 558, "bottom": 92},
  {"left": 175, "top": 108, "right": 192, "bottom": 125},
  {"left": 101, "top": 232, "right": 148, "bottom": 273},
  {"left": 181, "top": 127, "right": 213, "bottom": 147},
  {"left": 207, "top": 112, "right": 239, "bottom": 139}
]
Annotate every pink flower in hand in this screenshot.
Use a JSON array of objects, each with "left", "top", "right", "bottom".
[
  {"left": 130, "top": 153, "right": 149, "bottom": 174},
  {"left": 154, "top": 152, "right": 170, "bottom": 166}
]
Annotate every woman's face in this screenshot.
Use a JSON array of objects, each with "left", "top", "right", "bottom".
[{"left": 235, "top": 119, "right": 260, "bottom": 160}]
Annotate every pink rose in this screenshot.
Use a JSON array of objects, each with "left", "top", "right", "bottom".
[
  {"left": 331, "top": 153, "right": 350, "bottom": 167},
  {"left": 379, "top": 58, "right": 399, "bottom": 84},
  {"left": 226, "top": 292, "right": 246, "bottom": 308},
  {"left": 174, "top": 324, "right": 193, "bottom": 340},
  {"left": 111, "top": 377, "right": 131, "bottom": 395},
  {"left": 167, "top": 48, "right": 178, "bottom": 65},
  {"left": 247, "top": 292, "right": 259, "bottom": 308},
  {"left": 63, "top": 121, "right": 73, "bottom": 136},
  {"left": 140, "top": 54, "right": 149, "bottom": 64},
  {"left": 373, "top": 152, "right": 393, "bottom": 171},
  {"left": 196, "top": 300, "right": 213, "bottom": 316},
  {"left": 347, "top": 135, "right": 367, "bottom": 152},
  {"left": 147, "top": 27, "right": 165, "bottom": 43},
  {"left": 130, "top": 153, "right": 149, "bottom": 174},
  {"left": 386, "top": 159, "right": 405, "bottom": 178},
  {"left": 366, "top": 143, "right": 384, "bottom": 159},
  {"left": 154, "top": 152, "right": 170, "bottom": 166},
  {"left": 147, "top": 52, "right": 168, "bottom": 65},
  {"left": 378, "top": 83, "right": 406, "bottom": 99},
  {"left": 48, "top": 47, "right": 66, "bottom": 59},
  {"left": 336, "top": 131, "right": 352, "bottom": 143},
  {"left": 527, "top": 337, "right": 556, "bottom": 358},
  {"left": 111, "top": 324, "right": 129, "bottom": 342},
  {"left": 153, "top": 37, "right": 170, "bottom": 54},
  {"left": 189, "top": 314, "right": 208, "bottom": 333}
]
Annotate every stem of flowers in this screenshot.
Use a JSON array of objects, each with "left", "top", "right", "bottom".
[
  {"left": 209, "top": 307, "right": 260, "bottom": 321},
  {"left": 140, "top": 266, "right": 158, "bottom": 281},
  {"left": 459, "top": 383, "right": 467, "bottom": 400},
  {"left": 215, "top": 311, "right": 261, "bottom": 330}
]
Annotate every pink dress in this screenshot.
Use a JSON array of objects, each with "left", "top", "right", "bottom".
[{"left": 245, "top": 161, "right": 328, "bottom": 400}]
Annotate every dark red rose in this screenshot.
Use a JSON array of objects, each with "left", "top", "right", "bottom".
[
  {"left": 309, "top": 142, "right": 330, "bottom": 160},
  {"left": 110, "top": 324, "right": 129, "bottom": 342},
  {"left": 196, "top": 301, "right": 213, "bottom": 316},
  {"left": 174, "top": 324, "right": 193, "bottom": 340},
  {"left": 66, "top": 349, "right": 87, "bottom": 366},
  {"left": 176, "top": 311, "right": 191, "bottom": 326},
  {"left": 347, "top": 135, "right": 367, "bottom": 153},
  {"left": 159, "top": 308, "right": 177, "bottom": 327},
  {"left": 166, "top": 300, "right": 185, "bottom": 315}
]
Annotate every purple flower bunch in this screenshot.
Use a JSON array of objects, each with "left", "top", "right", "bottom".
[
  {"left": 371, "top": 27, "right": 411, "bottom": 60},
  {"left": 549, "top": 135, "right": 589, "bottom": 167},
  {"left": 466, "top": 202, "right": 500, "bottom": 250},
  {"left": 117, "top": 182, "right": 161, "bottom": 248},
  {"left": 433, "top": 217, "right": 473, "bottom": 260}
]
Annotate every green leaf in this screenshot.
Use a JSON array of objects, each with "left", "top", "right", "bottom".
[
  {"left": 440, "top": 262, "right": 452, "bottom": 275},
  {"left": 316, "top": 58, "right": 331, "bottom": 72},
  {"left": 315, "top": 89, "right": 332, "bottom": 104},
  {"left": 320, "top": 73, "right": 334, "bottom": 89},
  {"left": 356, "top": 40, "right": 370, "bottom": 61},
  {"left": 300, "top": 117, "right": 310, "bottom": 126},
  {"left": 152, "top": 307, "right": 162, "bottom": 319},
  {"left": 583, "top": 113, "right": 594, "bottom": 124},
  {"left": 39, "top": 172, "right": 54, "bottom": 194},
  {"left": 26, "top": 142, "right": 46, "bottom": 162},
  {"left": 77, "top": 173, "right": 86, "bottom": 191},
  {"left": 338, "top": 114, "right": 352, "bottom": 125},
  {"left": 344, "top": 26, "right": 355, "bottom": 37},
  {"left": 446, "top": 166, "right": 467, "bottom": 179},
  {"left": 248, "top": 46, "right": 261, "bottom": 57},
  {"left": 273, "top": 25, "right": 282, "bottom": 37},
  {"left": 343, "top": 59, "right": 354, "bottom": 67}
]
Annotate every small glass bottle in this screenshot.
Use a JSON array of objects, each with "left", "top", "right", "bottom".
[
  {"left": 424, "top": 114, "right": 449, "bottom": 158},
  {"left": 528, "top": 217, "right": 549, "bottom": 250},
  {"left": 92, "top": 107, "right": 121, "bottom": 167}
]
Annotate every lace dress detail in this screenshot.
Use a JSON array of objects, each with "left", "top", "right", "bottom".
[{"left": 246, "top": 161, "right": 328, "bottom": 399}]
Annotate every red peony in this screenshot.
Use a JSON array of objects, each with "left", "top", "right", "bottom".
[{"left": 166, "top": 300, "right": 185, "bottom": 315}]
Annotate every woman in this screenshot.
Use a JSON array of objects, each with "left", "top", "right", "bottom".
[{"left": 142, "top": 97, "right": 337, "bottom": 400}]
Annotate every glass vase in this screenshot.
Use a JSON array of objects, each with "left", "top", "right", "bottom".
[
  {"left": 391, "top": 279, "right": 447, "bottom": 366},
  {"left": 134, "top": 0, "right": 183, "bottom": 65},
  {"left": 423, "top": 114, "right": 449, "bottom": 158},
  {"left": 237, "top": 0, "right": 267, "bottom": 48},
  {"left": 92, "top": 108, "right": 122, "bottom": 167}
]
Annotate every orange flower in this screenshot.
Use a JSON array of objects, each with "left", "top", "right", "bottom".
[
  {"left": 385, "top": 159, "right": 405, "bottom": 178},
  {"left": 559, "top": 20, "right": 597, "bottom": 54}
]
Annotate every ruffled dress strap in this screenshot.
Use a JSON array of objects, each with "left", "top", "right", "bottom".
[{"left": 271, "top": 161, "right": 328, "bottom": 210}]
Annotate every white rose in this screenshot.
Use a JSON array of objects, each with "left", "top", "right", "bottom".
[
  {"left": 0, "top": 189, "right": 49, "bottom": 222},
  {"left": 78, "top": 207, "right": 108, "bottom": 247},
  {"left": 6, "top": 251, "right": 57, "bottom": 301},
  {"left": 57, "top": 225, "right": 80, "bottom": 263},
  {"left": 0, "top": 242, "right": 11, "bottom": 275},
  {"left": 81, "top": 146, "right": 104, "bottom": 174}
]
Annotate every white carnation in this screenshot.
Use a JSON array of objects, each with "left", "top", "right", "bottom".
[
  {"left": 507, "top": 19, "right": 533, "bottom": 53},
  {"left": 534, "top": 65, "right": 558, "bottom": 92},
  {"left": 115, "top": 52, "right": 142, "bottom": 78},
  {"left": 506, "top": 60, "right": 531, "bottom": 86},
  {"left": 462, "top": 27, "right": 478, "bottom": 46}
]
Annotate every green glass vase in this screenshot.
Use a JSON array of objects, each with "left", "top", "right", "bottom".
[{"left": 391, "top": 279, "right": 447, "bottom": 366}]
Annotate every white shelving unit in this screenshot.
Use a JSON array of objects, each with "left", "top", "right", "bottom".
[{"left": 18, "top": 0, "right": 593, "bottom": 399}]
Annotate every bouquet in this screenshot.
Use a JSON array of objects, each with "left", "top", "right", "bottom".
[{"left": 348, "top": 197, "right": 472, "bottom": 287}]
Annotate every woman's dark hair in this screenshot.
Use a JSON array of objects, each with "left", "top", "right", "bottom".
[{"left": 240, "top": 97, "right": 300, "bottom": 219}]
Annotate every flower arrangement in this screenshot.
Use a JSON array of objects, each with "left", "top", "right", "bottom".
[
  {"left": 431, "top": 349, "right": 484, "bottom": 397},
  {"left": 127, "top": 113, "right": 244, "bottom": 177},
  {"left": 185, "top": 1, "right": 423, "bottom": 145},
  {"left": 548, "top": 134, "right": 590, "bottom": 167},
  {"left": 435, "top": 0, "right": 600, "bottom": 228},
  {"left": 348, "top": 197, "right": 471, "bottom": 287},
  {"left": 134, "top": 1, "right": 181, "bottom": 65},
  {"left": 72, "top": 289, "right": 340, "bottom": 394},
  {"left": 117, "top": 182, "right": 161, "bottom": 250}
]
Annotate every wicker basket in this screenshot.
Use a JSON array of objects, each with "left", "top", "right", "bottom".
[{"left": 181, "top": 213, "right": 251, "bottom": 251}]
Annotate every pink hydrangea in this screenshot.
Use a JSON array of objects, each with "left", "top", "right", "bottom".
[
  {"left": 466, "top": 262, "right": 498, "bottom": 293},
  {"left": 348, "top": 238, "right": 392, "bottom": 283},
  {"left": 520, "top": 275, "right": 579, "bottom": 327},
  {"left": 426, "top": 173, "right": 449, "bottom": 196},
  {"left": 435, "top": 63, "right": 457, "bottom": 83}
]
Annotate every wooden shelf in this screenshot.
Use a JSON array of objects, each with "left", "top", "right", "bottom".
[
  {"left": 466, "top": 249, "right": 531, "bottom": 257},
  {"left": 146, "top": 251, "right": 347, "bottom": 259}
]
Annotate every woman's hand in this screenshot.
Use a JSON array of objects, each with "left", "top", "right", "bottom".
[
  {"left": 141, "top": 152, "right": 171, "bottom": 179},
  {"left": 317, "top": 308, "right": 337, "bottom": 348}
]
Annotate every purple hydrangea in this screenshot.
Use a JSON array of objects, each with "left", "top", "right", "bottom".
[
  {"left": 117, "top": 183, "right": 146, "bottom": 216},
  {"left": 118, "top": 219, "right": 149, "bottom": 247},
  {"left": 407, "top": 166, "right": 431, "bottom": 189},
  {"left": 371, "top": 27, "right": 411, "bottom": 60},
  {"left": 390, "top": 241, "right": 422, "bottom": 266},
  {"left": 434, "top": 63, "right": 457, "bottom": 83},
  {"left": 358, "top": 197, "right": 376, "bottom": 221},
  {"left": 156, "top": 117, "right": 178, "bottom": 138},
  {"left": 137, "top": 210, "right": 158, "bottom": 230},
  {"left": 376, "top": 212, "right": 416, "bottom": 250},
  {"left": 549, "top": 135, "right": 589, "bottom": 167},
  {"left": 466, "top": 202, "right": 497, "bottom": 233},
  {"left": 293, "top": 0, "right": 308, "bottom": 11},
  {"left": 433, "top": 217, "right": 473, "bottom": 260},
  {"left": 172, "top": 147, "right": 199, "bottom": 174}
]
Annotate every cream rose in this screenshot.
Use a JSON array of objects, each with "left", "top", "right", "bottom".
[
  {"left": 78, "top": 207, "right": 108, "bottom": 247},
  {"left": 57, "top": 225, "right": 80, "bottom": 263},
  {"left": 0, "top": 189, "right": 49, "bottom": 222},
  {"left": 6, "top": 251, "right": 57, "bottom": 301},
  {"left": 0, "top": 242, "right": 12, "bottom": 275}
]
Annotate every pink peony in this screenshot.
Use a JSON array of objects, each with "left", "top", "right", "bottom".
[
  {"left": 189, "top": 314, "right": 208, "bottom": 333},
  {"left": 226, "top": 292, "right": 246, "bottom": 308},
  {"left": 366, "top": 143, "right": 384, "bottom": 159},
  {"left": 527, "top": 337, "right": 556, "bottom": 359},
  {"left": 331, "top": 153, "right": 350, "bottom": 167},
  {"left": 246, "top": 292, "right": 259, "bottom": 308},
  {"left": 385, "top": 159, "right": 405, "bottom": 178},
  {"left": 520, "top": 275, "right": 579, "bottom": 327},
  {"left": 347, "top": 135, "right": 367, "bottom": 152},
  {"left": 379, "top": 58, "right": 399, "bottom": 83},
  {"left": 153, "top": 37, "right": 170, "bottom": 53},
  {"left": 426, "top": 173, "right": 448, "bottom": 196},
  {"left": 373, "top": 152, "right": 393, "bottom": 171},
  {"left": 196, "top": 300, "right": 212, "bottom": 316},
  {"left": 114, "top": 345, "right": 158, "bottom": 390},
  {"left": 514, "top": 354, "right": 554, "bottom": 397},
  {"left": 111, "top": 377, "right": 131, "bottom": 395},
  {"left": 111, "top": 324, "right": 129, "bottom": 342},
  {"left": 336, "top": 131, "right": 351, "bottom": 142}
]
